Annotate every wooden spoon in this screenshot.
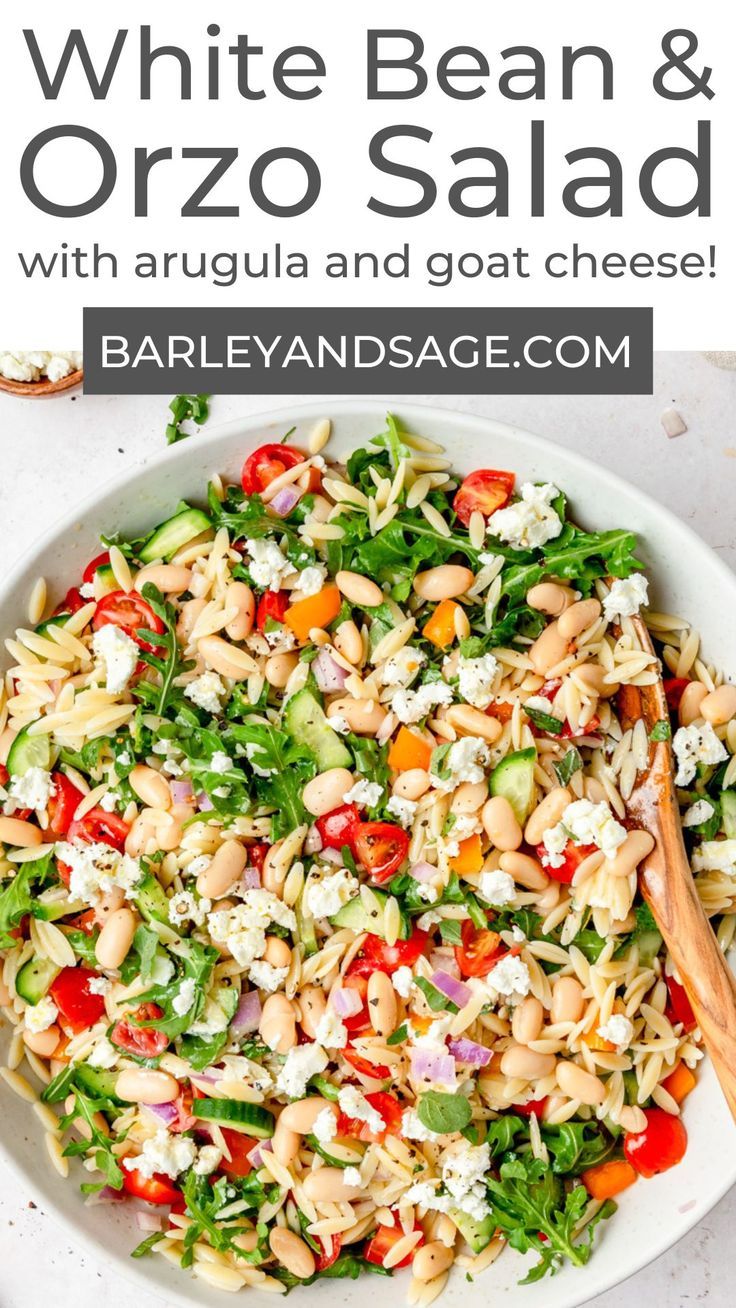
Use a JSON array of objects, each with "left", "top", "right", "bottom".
[
  {"left": 618, "top": 614, "right": 736, "bottom": 1122},
  {"left": 0, "top": 369, "right": 83, "bottom": 398}
]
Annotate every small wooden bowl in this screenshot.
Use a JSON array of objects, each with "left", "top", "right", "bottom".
[{"left": 0, "top": 369, "right": 83, "bottom": 398}]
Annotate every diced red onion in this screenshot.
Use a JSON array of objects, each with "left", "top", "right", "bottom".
[
  {"left": 410, "top": 861, "right": 436, "bottom": 883},
  {"left": 170, "top": 780, "right": 194, "bottom": 805},
  {"left": 145, "top": 1100, "right": 179, "bottom": 1127},
  {"left": 313, "top": 648, "right": 348, "bottom": 694},
  {"left": 409, "top": 1048, "right": 456, "bottom": 1086},
  {"left": 136, "top": 1211, "right": 164, "bottom": 1232},
  {"left": 270, "top": 486, "right": 302, "bottom": 517},
  {"left": 230, "top": 990, "right": 262, "bottom": 1036},
  {"left": 84, "top": 1186, "right": 128, "bottom": 1206},
  {"left": 447, "top": 1036, "right": 492, "bottom": 1067},
  {"left": 242, "top": 867, "right": 261, "bottom": 889},
  {"left": 305, "top": 824, "right": 323, "bottom": 855},
  {"left": 429, "top": 952, "right": 459, "bottom": 977},
  {"left": 197, "top": 792, "right": 214, "bottom": 812},
  {"left": 191, "top": 1068, "right": 223, "bottom": 1085},
  {"left": 331, "top": 987, "right": 364, "bottom": 1018},
  {"left": 247, "top": 1138, "right": 273, "bottom": 1168},
  {"left": 430, "top": 970, "right": 472, "bottom": 1009}
]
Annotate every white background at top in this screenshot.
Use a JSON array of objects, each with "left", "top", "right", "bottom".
[
  {"left": 0, "top": 0, "right": 735, "bottom": 346},
  {"left": 0, "top": 356, "right": 735, "bottom": 1302}
]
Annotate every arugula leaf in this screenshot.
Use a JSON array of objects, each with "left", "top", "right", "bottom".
[
  {"left": 569, "top": 928, "right": 608, "bottom": 963},
  {"left": 134, "top": 583, "right": 195, "bottom": 717},
  {"left": 133, "top": 939, "right": 217, "bottom": 1039},
  {"left": 486, "top": 1154, "right": 614, "bottom": 1281},
  {"left": 501, "top": 527, "right": 641, "bottom": 608},
  {"left": 209, "top": 485, "right": 311, "bottom": 562},
  {"left": 485, "top": 1115, "right": 528, "bottom": 1157},
  {"left": 554, "top": 748, "right": 583, "bottom": 786},
  {"left": 64, "top": 927, "right": 100, "bottom": 965},
  {"left": 131, "top": 1231, "right": 166, "bottom": 1258},
  {"left": 166, "top": 393, "right": 210, "bottom": 445},
  {"left": 633, "top": 901, "right": 658, "bottom": 935},
  {"left": 542, "top": 1121, "right": 618, "bottom": 1175},
  {"left": 439, "top": 918, "right": 462, "bottom": 945},
  {"left": 62, "top": 1088, "right": 125, "bottom": 1192},
  {"left": 228, "top": 720, "right": 314, "bottom": 836},
  {"left": 417, "top": 1091, "right": 472, "bottom": 1135},
  {"left": 41, "top": 1064, "right": 77, "bottom": 1104},
  {"left": 180, "top": 988, "right": 239, "bottom": 1069},
  {"left": 0, "top": 854, "right": 55, "bottom": 948}
]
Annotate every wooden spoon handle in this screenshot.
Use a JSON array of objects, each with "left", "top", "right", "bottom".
[{"left": 640, "top": 783, "right": 736, "bottom": 1123}]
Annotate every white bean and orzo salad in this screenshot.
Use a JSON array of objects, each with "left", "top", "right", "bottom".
[{"left": 1, "top": 415, "right": 735, "bottom": 1298}]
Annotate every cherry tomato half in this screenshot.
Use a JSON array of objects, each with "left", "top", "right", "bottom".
[
  {"left": 218, "top": 1128, "right": 257, "bottom": 1178},
  {"left": 337, "top": 973, "right": 371, "bottom": 1033},
  {"left": 315, "top": 1233, "right": 342, "bottom": 1272},
  {"left": 123, "top": 1168, "right": 181, "bottom": 1205},
  {"left": 453, "top": 469, "right": 515, "bottom": 527},
  {"left": 346, "top": 929, "right": 429, "bottom": 978},
  {"left": 111, "top": 1003, "right": 169, "bottom": 1059},
  {"left": 315, "top": 804, "right": 361, "bottom": 852},
  {"left": 535, "top": 839, "right": 598, "bottom": 885},
  {"left": 92, "top": 590, "right": 165, "bottom": 654},
  {"left": 352, "top": 822, "right": 409, "bottom": 884},
  {"left": 247, "top": 843, "right": 270, "bottom": 874},
  {"left": 53, "top": 587, "right": 86, "bottom": 618},
  {"left": 663, "top": 678, "right": 691, "bottom": 712},
  {"left": 364, "top": 1223, "right": 423, "bottom": 1268},
  {"left": 623, "top": 1107, "right": 688, "bottom": 1178},
  {"left": 665, "top": 974, "right": 697, "bottom": 1034},
  {"left": 47, "top": 773, "right": 84, "bottom": 838},
  {"left": 455, "top": 920, "right": 504, "bottom": 978},
  {"left": 68, "top": 806, "right": 129, "bottom": 852},
  {"left": 511, "top": 1097, "right": 549, "bottom": 1118},
  {"left": 49, "top": 966, "right": 107, "bottom": 1034},
  {"left": 342, "top": 1047, "right": 391, "bottom": 1080},
  {"left": 256, "top": 589, "right": 290, "bottom": 630},
  {"left": 83, "top": 551, "right": 111, "bottom": 586},
  {"left": 241, "top": 443, "right": 303, "bottom": 496},
  {"left": 337, "top": 1091, "right": 403, "bottom": 1143}
]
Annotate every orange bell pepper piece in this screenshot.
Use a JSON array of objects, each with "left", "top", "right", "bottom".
[
  {"left": 581, "top": 1160, "right": 637, "bottom": 1200},
  {"left": 387, "top": 726, "right": 433, "bottom": 773},
  {"left": 284, "top": 584, "right": 341, "bottom": 643},
  {"left": 423, "top": 599, "right": 460, "bottom": 649},
  {"left": 449, "top": 834, "right": 484, "bottom": 875},
  {"left": 662, "top": 1061, "right": 696, "bottom": 1104}
]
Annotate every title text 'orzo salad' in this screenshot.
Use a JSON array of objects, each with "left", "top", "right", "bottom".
[{"left": 1, "top": 415, "right": 735, "bottom": 1298}]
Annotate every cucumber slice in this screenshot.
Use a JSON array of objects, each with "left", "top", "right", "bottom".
[
  {"left": 448, "top": 1206, "right": 495, "bottom": 1253},
  {"left": 282, "top": 689, "right": 352, "bottom": 771},
  {"left": 331, "top": 890, "right": 396, "bottom": 938},
  {"left": 134, "top": 873, "right": 171, "bottom": 925},
  {"left": 296, "top": 897, "right": 318, "bottom": 957},
  {"left": 490, "top": 747, "right": 536, "bottom": 825},
  {"left": 35, "top": 615, "right": 70, "bottom": 636},
  {"left": 307, "top": 1135, "right": 365, "bottom": 1168},
  {"left": 6, "top": 726, "right": 52, "bottom": 777},
  {"left": 75, "top": 1064, "right": 122, "bottom": 1103},
  {"left": 139, "top": 508, "right": 212, "bottom": 564},
  {"left": 192, "top": 1098, "right": 275, "bottom": 1138},
  {"left": 722, "top": 790, "right": 736, "bottom": 838},
  {"left": 636, "top": 929, "right": 663, "bottom": 966},
  {"left": 15, "top": 956, "right": 60, "bottom": 1004}
]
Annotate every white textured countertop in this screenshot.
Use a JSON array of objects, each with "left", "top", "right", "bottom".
[{"left": 0, "top": 354, "right": 735, "bottom": 1307}]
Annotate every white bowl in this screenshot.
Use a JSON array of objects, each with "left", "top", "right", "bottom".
[{"left": 1, "top": 400, "right": 735, "bottom": 1308}]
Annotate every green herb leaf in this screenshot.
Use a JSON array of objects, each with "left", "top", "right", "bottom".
[
  {"left": 166, "top": 394, "right": 210, "bottom": 445},
  {"left": 650, "top": 719, "right": 671, "bottom": 741},
  {"left": 553, "top": 749, "right": 583, "bottom": 786},
  {"left": 414, "top": 976, "right": 458, "bottom": 1014},
  {"left": 387, "top": 1024, "right": 408, "bottom": 1047},
  {"left": 417, "top": 1091, "right": 472, "bottom": 1135},
  {"left": 525, "top": 705, "right": 564, "bottom": 735},
  {"left": 439, "top": 919, "right": 463, "bottom": 945}
]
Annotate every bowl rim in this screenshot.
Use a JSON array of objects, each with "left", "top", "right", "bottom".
[{"left": 0, "top": 396, "right": 734, "bottom": 1308}]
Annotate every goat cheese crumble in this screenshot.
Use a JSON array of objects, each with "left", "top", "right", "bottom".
[
  {"left": 478, "top": 869, "right": 516, "bottom": 906},
  {"left": 456, "top": 653, "right": 499, "bottom": 710},
  {"left": 172, "top": 978, "right": 197, "bottom": 1017},
  {"left": 92, "top": 624, "right": 139, "bottom": 694},
  {"left": 24, "top": 996, "right": 58, "bottom": 1034},
  {"left": 245, "top": 538, "right": 295, "bottom": 591},
  {"left": 295, "top": 565, "right": 327, "bottom": 596},
  {"left": 248, "top": 960, "right": 289, "bottom": 993},
  {"left": 602, "top": 573, "right": 649, "bottom": 622},
  {"left": 392, "top": 966, "right": 414, "bottom": 998},
  {"left": 344, "top": 778, "right": 384, "bottom": 808},
  {"left": 683, "top": 799, "right": 716, "bottom": 827},
  {"left": 123, "top": 1130, "right": 196, "bottom": 1180},
  {"left": 305, "top": 868, "right": 359, "bottom": 919},
  {"left": 485, "top": 954, "right": 531, "bottom": 1004},
  {"left": 5, "top": 767, "right": 55, "bottom": 813},
  {"left": 673, "top": 722, "right": 728, "bottom": 786},
  {"left": 185, "top": 672, "right": 227, "bottom": 715},
  {"left": 207, "top": 891, "right": 296, "bottom": 968},
  {"left": 276, "top": 1043, "right": 328, "bottom": 1097},
  {"left": 0, "top": 350, "right": 82, "bottom": 384},
  {"left": 386, "top": 795, "right": 418, "bottom": 828},
  {"left": 54, "top": 840, "right": 142, "bottom": 906},
  {"left": 312, "top": 1106, "right": 338, "bottom": 1144},
  {"left": 597, "top": 1013, "right": 634, "bottom": 1050},
  {"left": 87, "top": 1037, "right": 118, "bottom": 1069},
  {"left": 392, "top": 680, "right": 454, "bottom": 725},
  {"left": 315, "top": 1007, "right": 349, "bottom": 1049},
  {"left": 692, "top": 839, "right": 736, "bottom": 874},
  {"left": 380, "top": 646, "right": 426, "bottom": 687},
  {"left": 432, "top": 736, "right": 491, "bottom": 791},
  {"left": 337, "top": 1086, "right": 385, "bottom": 1134},
  {"left": 541, "top": 799, "right": 627, "bottom": 868},
  {"left": 168, "top": 890, "right": 211, "bottom": 928},
  {"left": 487, "top": 483, "right": 563, "bottom": 551}
]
